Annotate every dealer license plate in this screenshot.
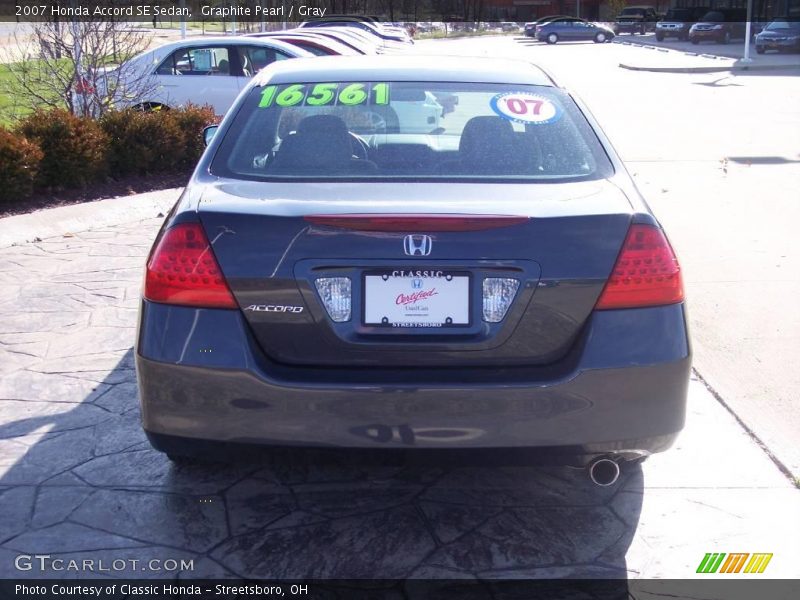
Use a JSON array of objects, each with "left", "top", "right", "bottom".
[{"left": 363, "top": 270, "right": 470, "bottom": 328}]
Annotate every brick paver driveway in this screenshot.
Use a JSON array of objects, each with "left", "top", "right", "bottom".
[{"left": 0, "top": 206, "right": 797, "bottom": 580}]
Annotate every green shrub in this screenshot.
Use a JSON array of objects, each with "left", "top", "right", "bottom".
[
  {"left": 0, "top": 128, "right": 43, "bottom": 203},
  {"left": 17, "top": 108, "right": 108, "bottom": 189},
  {"left": 100, "top": 104, "right": 215, "bottom": 176},
  {"left": 100, "top": 108, "right": 182, "bottom": 176},
  {"left": 169, "top": 104, "right": 216, "bottom": 169}
]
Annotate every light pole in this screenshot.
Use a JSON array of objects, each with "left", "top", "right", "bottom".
[
  {"left": 742, "top": 0, "right": 754, "bottom": 63},
  {"left": 180, "top": 0, "right": 186, "bottom": 39},
  {"left": 70, "top": 0, "right": 82, "bottom": 115},
  {"left": 260, "top": 0, "right": 266, "bottom": 32}
]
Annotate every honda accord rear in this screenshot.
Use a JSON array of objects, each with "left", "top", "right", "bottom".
[{"left": 136, "top": 56, "right": 690, "bottom": 469}]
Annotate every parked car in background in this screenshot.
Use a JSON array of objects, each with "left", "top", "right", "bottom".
[
  {"left": 104, "top": 37, "right": 312, "bottom": 115},
  {"left": 524, "top": 16, "right": 578, "bottom": 38},
  {"left": 138, "top": 55, "right": 689, "bottom": 485},
  {"left": 385, "top": 25, "right": 415, "bottom": 43},
  {"left": 689, "top": 9, "right": 748, "bottom": 44},
  {"left": 523, "top": 21, "right": 536, "bottom": 37},
  {"left": 655, "top": 6, "right": 710, "bottom": 41},
  {"left": 299, "top": 27, "right": 384, "bottom": 54},
  {"left": 417, "top": 21, "right": 446, "bottom": 34},
  {"left": 755, "top": 20, "right": 800, "bottom": 53},
  {"left": 614, "top": 6, "right": 660, "bottom": 35},
  {"left": 300, "top": 17, "right": 413, "bottom": 45},
  {"left": 245, "top": 32, "right": 361, "bottom": 56},
  {"left": 537, "top": 19, "right": 615, "bottom": 44},
  {"left": 313, "top": 25, "right": 410, "bottom": 53}
]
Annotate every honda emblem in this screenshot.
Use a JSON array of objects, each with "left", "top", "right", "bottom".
[{"left": 403, "top": 234, "right": 432, "bottom": 256}]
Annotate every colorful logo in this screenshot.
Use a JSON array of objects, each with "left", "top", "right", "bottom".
[
  {"left": 490, "top": 92, "right": 562, "bottom": 126},
  {"left": 696, "top": 553, "right": 773, "bottom": 574}
]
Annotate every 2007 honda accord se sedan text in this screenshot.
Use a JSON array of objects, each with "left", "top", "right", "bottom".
[{"left": 135, "top": 55, "right": 690, "bottom": 484}]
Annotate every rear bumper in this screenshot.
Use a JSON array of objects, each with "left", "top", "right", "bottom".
[
  {"left": 615, "top": 22, "right": 648, "bottom": 33},
  {"left": 756, "top": 38, "right": 800, "bottom": 49},
  {"left": 656, "top": 25, "right": 690, "bottom": 37},
  {"left": 136, "top": 301, "right": 691, "bottom": 454},
  {"left": 689, "top": 30, "right": 724, "bottom": 41}
]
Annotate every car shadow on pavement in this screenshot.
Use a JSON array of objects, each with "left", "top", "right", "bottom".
[{"left": 0, "top": 348, "right": 643, "bottom": 584}]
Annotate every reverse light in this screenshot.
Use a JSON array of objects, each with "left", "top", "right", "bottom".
[
  {"left": 483, "top": 278, "right": 520, "bottom": 323},
  {"left": 315, "top": 277, "right": 352, "bottom": 322},
  {"left": 144, "top": 223, "right": 237, "bottom": 309},
  {"left": 595, "top": 224, "right": 683, "bottom": 310}
]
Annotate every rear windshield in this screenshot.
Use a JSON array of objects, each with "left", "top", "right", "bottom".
[
  {"left": 211, "top": 81, "right": 613, "bottom": 182},
  {"left": 765, "top": 20, "right": 800, "bottom": 30},
  {"left": 701, "top": 11, "right": 724, "bottom": 21},
  {"left": 664, "top": 9, "right": 692, "bottom": 20}
]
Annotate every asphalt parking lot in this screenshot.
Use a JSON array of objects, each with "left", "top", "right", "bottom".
[
  {"left": 411, "top": 35, "right": 800, "bottom": 476},
  {"left": 0, "top": 215, "right": 797, "bottom": 579},
  {"left": 1, "top": 39, "right": 799, "bottom": 581},
  {"left": 612, "top": 29, "right": 800, "bottom": 61}
]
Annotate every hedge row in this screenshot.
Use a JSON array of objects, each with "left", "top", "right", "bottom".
[{"left": 0, "top": 105, "right": 216, "bottom": 204}]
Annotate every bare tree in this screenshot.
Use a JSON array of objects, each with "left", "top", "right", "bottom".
[
  {"left": 2, "top": 20, "right": 156, "bottom": 119},
  {"left": 606, "top": 0, "right": 628, "bottom": 20}
]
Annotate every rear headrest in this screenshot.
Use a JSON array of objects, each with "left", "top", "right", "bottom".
[
  {"left": 460, "top": 116, "right": 515, "bottom": 157},
  {"left": 459, "top": 116, "right": 525, "bottom": 172},
  {"left": 297, "top": 114, "right": 350, "bottom": 136},
  {"left": 274, "top": 115, "right": 353, "bottom": 171}
]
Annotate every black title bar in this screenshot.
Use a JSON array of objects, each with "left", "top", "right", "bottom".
[
  {"left": 2, "top": 579, "right": 800, "bottom": 600},
  {"left": 0, "top": 1, "right": 510, "bottom": 22}
]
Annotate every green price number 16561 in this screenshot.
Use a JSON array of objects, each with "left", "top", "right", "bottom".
[{"left": 259, "top": 83, "right": 389, "bottom": 108}]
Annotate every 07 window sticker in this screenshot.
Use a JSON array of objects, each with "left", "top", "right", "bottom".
[
  {"left": 258, "top": 82, "right": 390, "bottom": 108},
  {"left": 490, "top": 92, "right": 563, "bottom": 125}
]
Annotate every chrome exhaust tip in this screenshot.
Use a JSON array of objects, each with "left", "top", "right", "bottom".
[{"left": 588, "top": 457, "right": 621, "bottom": 487}]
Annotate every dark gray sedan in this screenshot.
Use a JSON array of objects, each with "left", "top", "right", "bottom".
[
  {"left": 536, "top": 19, "right": 615, "bottom": 44},
  {"left": 755, "top": 20, "right": 800, "bottom": 54},
  {"left": 136, "top": 56, "right": 689, "bottom": 486}
]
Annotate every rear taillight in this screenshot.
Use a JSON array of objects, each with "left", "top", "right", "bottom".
[
  {"left": 144, "top": 223, "right": 237, "bottom": 309},
  {"left": 595, "top": 224, "right": 683, "bottom": 310}
]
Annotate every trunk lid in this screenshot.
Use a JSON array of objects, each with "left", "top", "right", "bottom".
[{"left": 198, "top": 180, "right": 633, "bottom": 367}]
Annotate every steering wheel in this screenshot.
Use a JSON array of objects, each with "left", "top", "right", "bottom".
[{"left": 349, "top": 133, "right": 370, "bottom": 160}]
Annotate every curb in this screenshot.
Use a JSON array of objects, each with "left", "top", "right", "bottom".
[
  {"left": 693, "top": 368, "right": 799, "bottom": 484},
  {"left": 619, "top": 61, "right": 800, "bottom": 73},
  {"left": 418, "top": 34, "right": 514, "bottom": 43},
  {"left": 612, "top": 37, "right": 800, "bottom": 72},
  {"left": 0, "top": 188, "right": 182, "bottom": 248}
]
